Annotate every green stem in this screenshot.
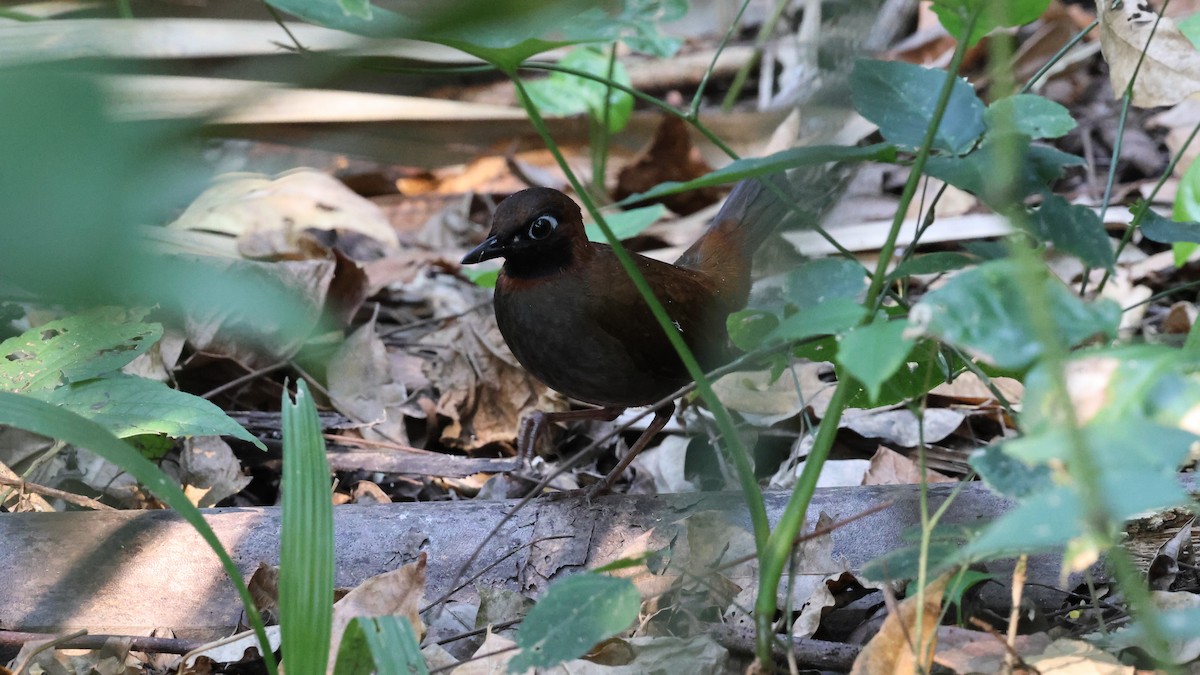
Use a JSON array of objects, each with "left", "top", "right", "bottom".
[
  {"left": 863, "top": 11, "right": 977, "bottom": 310},
  {"left": 509, "top": 76, "right": 772, "bottom": 553},
  {"left": 690, "top": 0, "right": 756, "bottom": 118},
  {"left": 721, "top": 0, "right": 790, "bottom": 112}
]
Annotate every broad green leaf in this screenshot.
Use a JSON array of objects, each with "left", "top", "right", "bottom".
[
  {"left": 1142, "top": 206, "right": 1200, "bottom": 244},
  {"left": 0, "top": 308, "right": 160, "bottom": 393},
  {"left": 584, "top": 204, "right": 667, "bottom": 242},
  {"left": 969, "top": 444, "right": 1052, "bottom": 499},
  {"left": 861, "top": 540, "right": 964, "bottom": 583},
  {"left": 727, "top": 309, "right": 779, "bottom": 351},
  {"left": 280, "top": 380, "right": 334, "bottom": 675},
  {"left": 0, "top": 392, "right": 275, "bottom": 669},
  {"left": 985, "top": 94, "right": 1076, "bottom": 139},
  {"left": 618, "top": 143, "right": 897, "bottom": 205},
  {"left": 338, "top": 0, "right": 371, "bottom": 20},
  {"left": 838, "top": 320, "right": 914, "bottom": 403},
  {"left": 932, "top": 0, "right": 1052, "bottom": 47},
  {"left": 509, "top": 573, "right": 639, "bottom": 672},
  {"left": 1026, "top": 193, "right": 1114, "bottom": 269},
  {"left": 263, "top": 0, "right": 618, "bottom": 69},
  {"left": 785, "top": 258, "right": 867, "bottom": 310},
  {"left": 850, "top": 60, "right": 985, "bottom": 155},
  {"left": 465, "top": 266, "right": 500, "bottom": 288},
  {"left": 617, "top": 0, "right": 687, "bottom": 56},
  {"left": 924, "top": 135, "right": 1084, "bottom": 209},
  {"left": 770, "top": 298, "right": 866, "bottom": 343},
  {"left": 964, "top": 470, "right": 1189, "bottom": 561},
  {"left": 43, "top": 375, "right": 264, "bottom": 448},
  {"left": 843, "top": 339, "right": 953, "bottom": 409},
  {"left": 1022, "top": 345, "right": 1200, "bottom": 434},
  {"left": 886, "top": 252, "right": 975, "bottom": 282},
  {"left": 1001, "top": 419, "right": 1197, "bottom": 474},
  {"left": 1173, "top": 157, "right": 1200, "bottom": 265},
  {"left": 525, "top": 46, "right": 634, "bottom": 133},
  {"left": 333, "top": 617, "right": 427, "bottom": 675},
  {"left": 910, "top": 259, "right": 1120, "bottom": 370}
]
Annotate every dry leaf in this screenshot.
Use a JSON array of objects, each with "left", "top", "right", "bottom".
[
  {"left": 1163, "top": 301, "right": 1198, "bottom": 334},
  {"left": 614, "top": 114, "right": 721, "bottom": 216},
  {"left": 930, "top": 372, "right": 1023, "bottom": 405},
  {"left": 841, "top": 408, "right": 965, "bottom": 447},
  {"left": 177, "top": 436, "right": 251, "bottom": 508},
  {"left": 350, "top": 480, "right": 392, "bottom": 504},
  {"left": 1098, "top": 2, "right": 1200, "bottom": 108},
  {"left": 328, "top": 553, "right": 427, "bottom": 670},
  {"left": 713, "top": 362, "right": 835, "bottom": 423},
  {"left": 327, "top": 314, "right": 410, "bottom": 444},
  {"left": 850, "top": 572, "right": 952, "bottom": 674},
  {"left": 862, "top": 446, "right": 956, "bottom": 486},
  {"left": 181, "top": 627, "right": 283, "bottom": 671},
  {"left": 170, "top": 169, "right": 399, "bottom": 260},
  {"left": 424, "top": 316, "right": 565, "bottom": 452},
  {"left": 629, "top": 435, "right": 696, "bottom": 494}
]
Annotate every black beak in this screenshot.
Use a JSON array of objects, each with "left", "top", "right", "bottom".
[{"left": 461, "top": 235, "right": 504, "bottom": 265}]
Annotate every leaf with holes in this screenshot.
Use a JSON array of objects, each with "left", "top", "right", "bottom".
[
  {"left": 508, "top": 573, "right": 639, "bottom": 672},
  {"left": 43, "top": 375, "right": 263, "bottom": 447},
  {"left": 0, "top": 308, "right": 160, "bottom": 393}
]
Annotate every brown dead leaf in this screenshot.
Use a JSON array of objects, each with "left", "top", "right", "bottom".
[
  {"left": 350, "top": 480, "right": 392, "bottom": 504},
  {"left": 841, "top": 408, "right": 965, "bottom": 447},
  {"left": 248, "top": 563, "right": 279, "bottom": 618},
  {"left": 170, "top": 169, "right": 400, "bottom": 261},
  {"left": 176, "top": 436, "right": 251, "bottom": 508},
  {"left": 424, "top": 316, "right": 566, "bottom": 452},
  {"left": 930, "top": 372, "right": 1024, "bottom": 405},
  {"left": 862, "top": 446, "right": 956, "bottom": 486},
  {"left": 614, "top": 115, "right": 721, "bottom": 216},
  {"left": 1164, "top": 301, "right": 1198, "bottom": 334},
  {"left": 1027, "top": 639, "right": 1133, "bottom": 673},
  {"left": 181, "top": 627, "right": 283, "bottom": 672},
  {"left": 713, "top": 362, "right": 835, "bottom": 423},
  {"left": 1098, "top": 1, "right": 1200, "bottom": 108},
  {"left": 327, "top": 315, "right": 410, "bottom": 444},
  {"left": 329, "top": 553, "right": 428, "bottom": 671},
  {"left": 12, "top": 636, "right": 142, "bottom": 675},
  {"left": 850, "top": 572, "right": 952, "bottom": 675},
  {"left": 934, "top": 626, "right": 1051, "bottom": 674}
]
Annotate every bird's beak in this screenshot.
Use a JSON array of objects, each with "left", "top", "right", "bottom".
[{"left": 461, "top": 235, "right": 504, "bottom": 265}]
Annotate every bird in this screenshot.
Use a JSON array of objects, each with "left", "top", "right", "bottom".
[{"left": 461, "top": 178, "right": 788, "bottom": 494}]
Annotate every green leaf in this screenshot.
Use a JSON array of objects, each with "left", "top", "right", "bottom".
[
  {"left": 924, "top": 135, "right": 1084, "bottom": 209},
  {"left": 524, "top": 46, "right": 634, "bottom": 133},
  {"left": 910, "top": 259, "right": 1120, "bottom": 370},
  {"left": 985, "top": 94, "right": 1076, "bottom": 139},
  {"left": 932, "top": 0, "right": 1052, "bottom": 47},
  {"left": 43, "top": 375, "right": 264, "bottom": 448},
  {"left": 584, "top": 204, "right": 667, "bottom": 243},
  {"left": 1179, "top": 11, "right": 1200, "bottom": 48},
  {"left": 337, "top": 0, "right": 371, "bottom": 20},
  {"left": 770, "top": 298, "right": 867, "bottom": 343},
  {"left": 1141, "top": 206, "right": 1200, "bottom": 244},
  {"left": 263, "top": 0, "right": 619, "bottom": 69},
  {"left": 1172, "top": 157, "right": 1200, "bottom": 265},
  {"left": 887, "top": 253, "right": 975, "bottom": 282},
  {"left": 861, "top": 540, "right": 964, "bottom": 583},
  {"left": 0, "top": 392, "right": 275, "bottom": 669},
  {"left": 0, "top": 308, "right": 160, "bottom": 393},
  {"left": 1026, "top": 193, "right": 1114, "bottom": 269},
  {"left": 838, "top": 320, "right": 915, "bottom": 403},
  {"left": 333, "top": 616, "right": 427, "bottom": 675},
  {"left": 280, "top": 380, "right": 334, "bottom": 675},
  {"left": 850, "top": 60, "right": 985, "bottom": 155},
  {"left": 1002, "top": 419, "right": 1197, "bottom": 474},
  {"left": 727, "top": 309, "right": 779, "bottom": 351},
  {"left": 616, "top": 0, "right": 687, "bottom": 57},
  {"left": 618, "top": 143, "right": 897, "bottom": 205},
  {"left": 844, "top": 339, "right": 953, "bottom": 408},
  {"left": 509, "top": 573, "right": 640, "bottom": 672},
  {"left": 784, "top": 258, "right": 867, "bottom": 310},
  {"left": 969, "top": 444, "right": 1052, "bottom": 499},
  {"left": 465, "top": 266, "right": 500, "bottom": 288}
]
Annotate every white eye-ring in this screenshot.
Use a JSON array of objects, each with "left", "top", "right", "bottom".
[{"left": 527, "top": 214, "right": 557, "bottom": 240}]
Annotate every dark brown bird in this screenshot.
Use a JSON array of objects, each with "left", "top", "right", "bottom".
[{"left": 461, "top": 179, "right": 785, "bottom": 493}]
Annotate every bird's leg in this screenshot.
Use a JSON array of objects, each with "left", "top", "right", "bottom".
[
  {"left": 517, "top": 406, "right": 625, "bottom": 459},
  {"left": 587, "top": 402, "right": 676, "bottom": 498}
]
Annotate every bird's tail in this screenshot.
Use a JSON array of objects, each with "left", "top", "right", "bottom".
[{"left": 673, "top": 170, "right": 824, "bottom": 310}]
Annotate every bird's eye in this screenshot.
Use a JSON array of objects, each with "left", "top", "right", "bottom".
[{"left": 527, "top": 214, "right": 557, "bottom": 240}]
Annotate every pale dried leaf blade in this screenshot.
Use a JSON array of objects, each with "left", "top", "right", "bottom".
[
  {"left": 862, "top": 446, "right": 955, "bottom": 486},
  {"left": 850, "top": 572, "right": 951, "bottom": 674},
  {"left": 1098, "top": 3, "right": 1200, "bottom": 108},
  {"left": 328, "top": 553, "right": 428, "bottom": 669}
]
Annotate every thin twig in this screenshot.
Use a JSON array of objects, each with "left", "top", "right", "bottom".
[{"left": 0, "top": 476, "right": 114, "bottom": 511}]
